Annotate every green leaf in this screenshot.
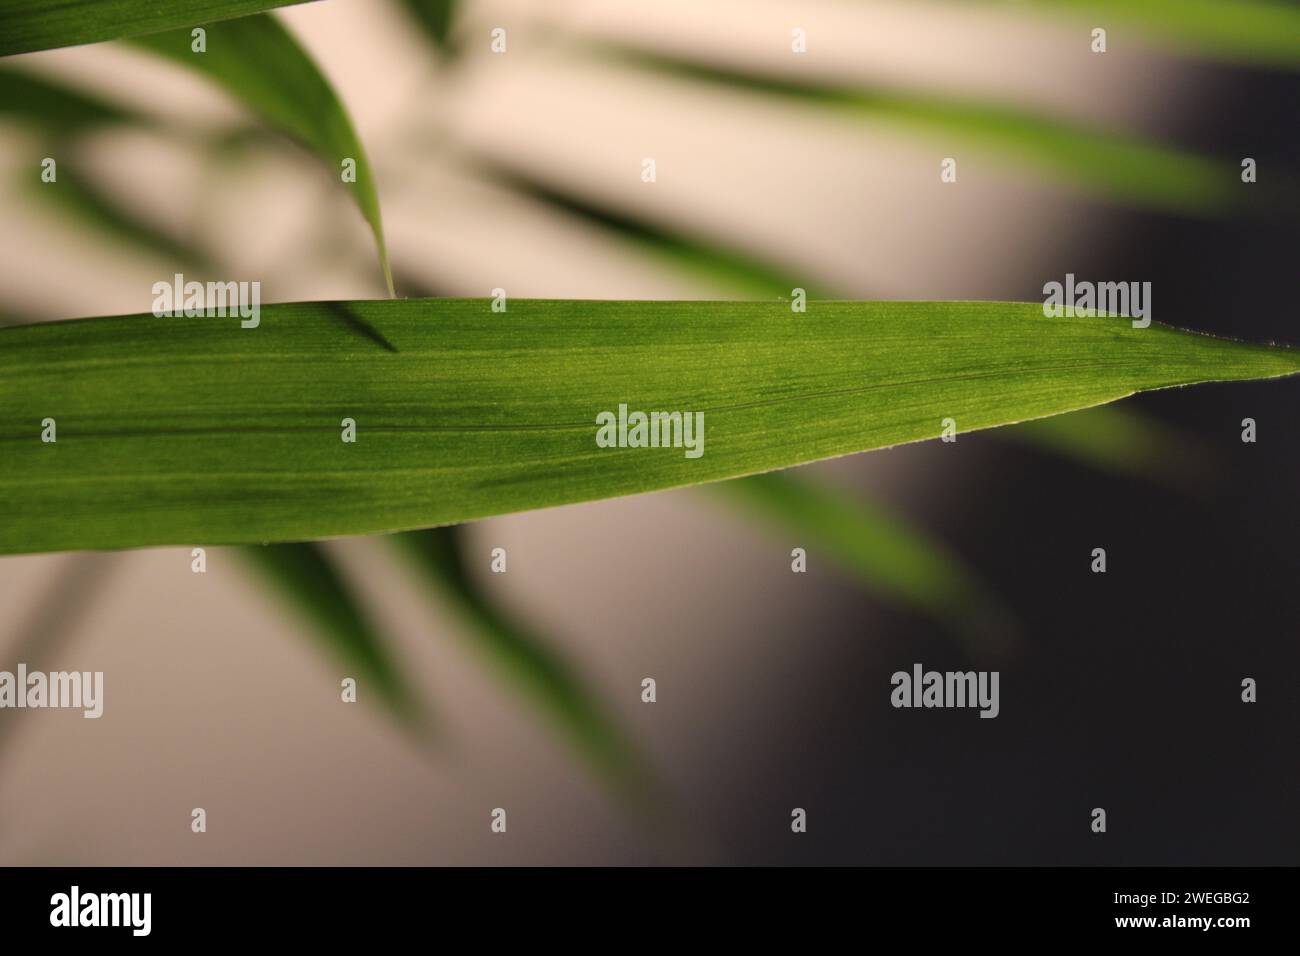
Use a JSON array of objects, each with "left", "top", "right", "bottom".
[
  {"left": 0, "top": 1, "right": 318, "bottom": 57},
  {"left": 1003, "top": 403, "right": 1210, "bottom": 487},
  {"left": 0, "top": 553, "right": 120, "bottom": 760},
  {"left": 391, "top": 527, "right": 646, "bottom": 791},
  {"left": 240, "top": 542, "right": 422, "bottom": 726},
  {"left": 471, "top": 159, "right": 802, "bottom": 298},
  {"left": 1, "top": 298, "right": 1296, "bottom": 555},
  {"left": 604, "top": 45, "right": 1239, "bottom": 214},
  {"left": 721, "top": 472, "right": 1012, "bottom": 646},
  {"left": 0, "top": 65, "right": 141, "bottom": 130},
  {"left": 471, "top": 159, "right": 1216, "bottom": 492},
  {"left": 460, "top": 164, "right": 1215, "bottom": 495},
  {"left": 397, "top": 0, "right": 460, "bottom": 57},
  {"left": 22, "top": 163, "right": 215, "bottom": 272},
  {"left": 1021, "top": 0, "right": 1300, "bottom": 68},
  {"left": 132, "top": 15, "right": 394, "bottom": 295}
]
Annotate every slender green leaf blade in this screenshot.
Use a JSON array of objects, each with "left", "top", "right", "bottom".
[
  {"left": 0, "top": 1, "right": 318, "bottom": 57},
  {"left": 1022, "top": 0, "right": 1300, "bottom": 68},
  {"left": 473, "top": 158, "right": 1215, "bottom": 491},
  {"left": 469, "top": 158, "right": 802, "bottom": 298},
  {"left": 397, "top": 0, "right": 460, "bottom": 57},
  {"left": 0, "top": 65, "right": 139, "bottom": 129},
  {"left": 469, "top": 161, "right": 1208, "bottom": 495},
  {"left": 22, "top": 164, "right": 214, "bottom": 272},
  {"left": 0, "top": 554, "right": 119, "bottom": 760},
  {"left": 391, "top": 527, "right": 645, "bottom": 790},
  {"left": 1004, "top": 403, "right": 1210, "bottom": 487},
  {"left": 1, "top": 298, "right": 1296, "bottom": 554},
  {"left": 721, "top": 472, "right": 1012, "bottom": 645},
  {"left": 240, "top": 542, "right": 422, "bottom": 725},
  {"left": 132, "top": 15, "right": 394, "bottom": 294},
  {"left": 604, "top": 45, "right": 1239, "bottom": 214}
]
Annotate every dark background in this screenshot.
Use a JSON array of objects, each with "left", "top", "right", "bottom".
[{"left": 722, "top": 63, "right": 1298, "bottom": 865}]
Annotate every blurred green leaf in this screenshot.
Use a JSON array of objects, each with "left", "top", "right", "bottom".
[
  {"left": 241, "top": 542, "right": 423, "bottom": 727},
  {"left": 392, "top": 527, "right": 647, "bottom": 792},
  {"left": 132, "top": 14, "right": 395, "bottom": 295},
  {"left": 603, "top": 45, "right": 1238, "bottom": 214},
  {"left": 0, "top": 65, "right": 139, "bottom": 130},
  {"left": 0, "top": 553, "right": 120, "bottom": 761},
  {"left": 722, "top": 472, "right": 1012, "bottom": 645},
  {"left": 398, "top": 0, "right": 460, "bottom": 57},
  {"left": 22, "top": 162, "right": 214, "bottom": 272},
  {"left": 4, "top": 298, "right": 1299, "bottom": 554},
  {"left": 0, "top": 0, "right": 318, "bottom": 56},
  {"left": 472, "top": 158, "right": 803, "bottom": 297},
  {"left": 1004, "top": 403, "right": 1210, "bottom": 487},
  {"left": 1019, "top": 0, "right": 1300, "bottom": 68}
]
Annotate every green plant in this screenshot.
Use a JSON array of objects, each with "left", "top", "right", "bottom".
[{"left": 1, "top": 0, "right": 1295, "bottom": 806}]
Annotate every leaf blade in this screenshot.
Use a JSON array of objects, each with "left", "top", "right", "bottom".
[
  {"left": 720, "top": 472, "right": 1013, "bottom": 646},
  {"left": 240, "top": 542, "right": 422, "bottom": 726},
  {"left": 603, "top": 44, "right": 1239, "bottom": 214},
  {"left": 1004, "top": 403, "right": 1211, "bottom": 487},
  {"left": 131, "top": 15, "right": 394, "bottom": 294},
  {"left": 464, "top": 158, "right": 803, "bottom": 298},
  {"left": 391, "top": 527, "right": 645, "bottom": 790},
  {"left": 1025, "top": 0, "right": 1300, "bottom": 68},
  {"left": 0, "top": 298, "right": 1296, "bottom": 554},
  {"left": 0, "top": 1, "right": 320, "bottom": 57},
  {"left": 21, "top": 163, "right": 214, "bottom": 272},
  {"left": 397, "top": 0, "right": 461, "bottom": 57},
  {"left": 0, "top": 64, "right": 139, "bottom": 129}
]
